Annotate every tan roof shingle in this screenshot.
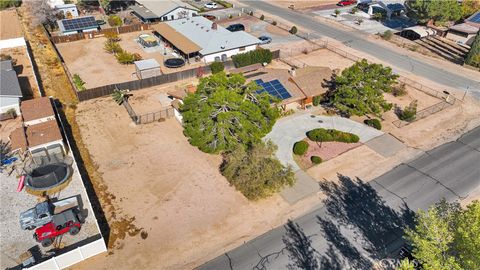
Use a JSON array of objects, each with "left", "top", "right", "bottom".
[
  {"left": 21, "top": 97, "right": 55, "bottom": 122},
  {"left": 151, "top": 23, "right": 202, "bottom": 54},
  {"left": 26, "top": 120, "right": 63, "bottom": 148},
  {"left": 9, "top": 127, "right": 27, "bottom": 152}
]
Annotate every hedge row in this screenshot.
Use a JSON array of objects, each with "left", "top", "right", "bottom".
[
  {"left": 364, "top": 119, "right": 382, "bottom": 130},
  {"left": 293, "top": 141, "right": 309, "bottom": 155},
  {"left": 306, "top": 128, "right": 359, "bottom": 143},
  {"left": 232, "top": 48, "right": 273, "bottom": 68}
]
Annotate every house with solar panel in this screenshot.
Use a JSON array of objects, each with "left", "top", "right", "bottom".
[
  {"left": 446, "top": 11, "right": 480, "bottom": 46},
  {"left": 130, "top": 0, "right": 198, "bottom": 23},
  {"left": 151, "top": 16, "right": 260, "bottom": 63},
  {"left": 57, "top": 16, "right": 99, "bottom": 36}
]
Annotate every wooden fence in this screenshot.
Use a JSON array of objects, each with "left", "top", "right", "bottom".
[{"left": 51, "top": 24, "right": 150, "bottom": 44}]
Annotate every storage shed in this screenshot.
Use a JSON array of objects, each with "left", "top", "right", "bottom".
[{"left": 134, "top": 59, "right": 161, "bottom": 79}]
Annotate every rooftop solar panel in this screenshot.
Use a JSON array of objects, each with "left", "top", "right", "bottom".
[
  {"left": 469, "top": 12, "right": 480, "bottom": 23},
  {"left": 255, "top": 79, "right": 292, "bottom": 100},
  {"left": 60, "top": 16, "right": 98, "bottom": 32}
]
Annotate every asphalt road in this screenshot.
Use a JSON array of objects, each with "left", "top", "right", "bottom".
[
  {"left": 239, "top": 0, "right": 480, "bottom": 97},
  {"left": 197, "top": 126, "right": 480, "bottom": 269}
]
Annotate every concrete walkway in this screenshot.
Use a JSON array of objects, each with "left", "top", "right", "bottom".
[{"left": 265, "top": 113, "right": 384, "bottom": 171}]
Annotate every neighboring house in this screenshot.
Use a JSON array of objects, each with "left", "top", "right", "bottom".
[
  {"left": 56, "top": 3, "right": 79, "bottom": 18},
  {"left": 20, "top": 97, "right": 56, "bottom": 126},
  {"left": 398, "top": 26, "right": 437, "bottom": 41},
  {"left": 57, "top": 16, "right": 99, "bottom": 35},
  {"left": 25, "top": 120, "right": 64, "bottom": 153},
  {"left": 0, "top": 60, "right": 23, "bottom": 116},
  {"left": 0, "top": 9, "right": 26, "bottom": 49},
  {"left": 446, "top": 11, "right": 480, "bottom": 46},
  {"left": 130, "top": 0, "right": 198, "bottom": 23},
  {"left": 151, "top": 16, "right": 260, "bottom": 63}
]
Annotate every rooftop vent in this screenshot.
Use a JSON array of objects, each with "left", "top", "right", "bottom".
[{"left": 211, "top": 22, "right": 217, "bottom": 30}]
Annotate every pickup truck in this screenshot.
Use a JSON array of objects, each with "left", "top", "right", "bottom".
[{"left": 20, "top": 197, "right": 78, "bottom": 230}]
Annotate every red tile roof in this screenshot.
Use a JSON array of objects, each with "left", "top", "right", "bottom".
[{"left": 21, "top": 97, "right": 55, "bottom": 122}]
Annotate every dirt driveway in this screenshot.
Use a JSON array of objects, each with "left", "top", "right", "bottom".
[{"left": 73, "top": 84, "right": 323, "bottom": 269}]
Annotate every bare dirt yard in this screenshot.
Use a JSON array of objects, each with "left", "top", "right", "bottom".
[
  {"left": 267, "top": 0, "right": 339, "bottom": 10},
  {"left": 287, "top": 47, "right": 355, "bottom": 70},
  {"left": 56, "top": 31, "right": 204, "bottom": 89},
  {"left": 73, "top": 83, "right": 323, "bottom": 270}
]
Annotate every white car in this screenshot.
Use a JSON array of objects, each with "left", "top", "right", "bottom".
[{"left": 204, "top": 2, "right": 217, "bottom": 9}]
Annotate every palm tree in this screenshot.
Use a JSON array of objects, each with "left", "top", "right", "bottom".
[{"left": 111, "top": 88, "right": 131, "bottom": 105}]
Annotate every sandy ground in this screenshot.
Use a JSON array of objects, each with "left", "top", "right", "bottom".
[
  {"left": 267, "top": 0, "right": 339, "bottom": 10},
  {"left": 73, "top": 83, "right": 326, "bottom": 270},
  {"left": 56, "top": 32, "right": 204, "bottom": 89},
  {"left": 0, "top": 46, "right": 40, "bottom": 99}
]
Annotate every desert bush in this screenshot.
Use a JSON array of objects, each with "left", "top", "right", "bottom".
[
  {"left": 307, "top": 128, "right": 359, "bottom": 143},
  {"left": 6, "top": 108, "right": 17, "bottom": 118},
  {"left": 108, "top": 15, "right": 122, "bottom": 27},
  {"left": 392, "top": 82, "right": 407, "bottom": 96},
  {"left": 312, "top": 95, "right": 322, "bottom": 106},
  {"left": 72, "top": 74, "right": 86, "bottom": 91},
  {"left": 311, "top": 156, "right": 322, "bottom": 164},
  {"left": 104, "top": 31, "right": 120, "bottom": 42},
  {"left": 334, "top": 9, "right": 340, "bottom": 16},
  {"left": 289, "top": 26, "right": 298, "bottom": 34},
  {"left": 232, "top": 48, "right": 273, "bottom": 68},
  {"left": 214, "top": 0, "right": 233, "bottom": 8},
  {"left": 116, "top": 50, "right": 140, "bottom": 64},
  {"left": 398, "top": 100, "right": 417, "bottom": 122},
  {"left": 104, "top": 40, "right": 122, "bottom": 54},
  {"left": 260, "top": 14, "right": 265, "bottom": 20},
  {"left": 381, "top": 30, "right": 393, "bottom": 40},
  {"left": 293, "top": 141, "right": 309, "bottom": 155},
  {"left": 364, "top": 118, "right": 382, "bottom": 130},
  {"left": 272, "top": 21, "right": 277, "bottom": 26},
  {"left": 351, "top": 7, "right": 358, "bottom": 14},
  {"left": 210, "top": 62, "right": 225, "bottom": 74}
]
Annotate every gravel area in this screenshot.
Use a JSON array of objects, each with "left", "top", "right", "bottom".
[{"left": 0, "top": 151, "right": 101, "bottom": 269}]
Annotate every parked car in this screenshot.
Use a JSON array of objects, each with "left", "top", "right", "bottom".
[
  {"left": 20, "top": 197, "right": 79, "bottom": 230},
  {"left": 258, "top": 35, "right": 272, "bottom": 44},
  {"left": 204, "top": 2, "right": 217, "bottom": 9},
  {"left": 33, "top": 209, "right": 83, "bottom": 247},
  {"left": 226, "top": 23, "right": 245, "bottom": 32},
  {"left": 337, "top": 0, "right": 357, "bottom": 6}
]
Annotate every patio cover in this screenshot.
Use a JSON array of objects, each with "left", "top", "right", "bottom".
[{"left": 151, "top": 23, "right": 201, "bottom": 55}]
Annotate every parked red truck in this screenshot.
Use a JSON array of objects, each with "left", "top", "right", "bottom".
[{"left": 33, "top": 209, "right": 83, "bottom": 247}]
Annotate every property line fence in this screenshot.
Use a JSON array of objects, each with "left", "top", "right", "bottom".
[
  {"left": 392, "top": 99, "right": 455, "bottom": 128},
  {"left": 122, "top": 98, "right": 174, "bottom": 125},
  {"left": 50, "top": 24, "right": 150, "bottom": 44}
]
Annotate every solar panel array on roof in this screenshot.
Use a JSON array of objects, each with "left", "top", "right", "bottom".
[
  {"left": 61, "top": 16, "right": 97, "bottom": 32},
  {"left": 255, "top": 79, "right": 292, "bottom": 100},
  {"left": 469, "top": 12, "right": 480, "bottom": 23}
]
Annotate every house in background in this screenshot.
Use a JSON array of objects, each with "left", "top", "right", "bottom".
[
  {"left": 0, "top": 60, "right": 23, "bottom": 116},
  {"left": 57, "top": 16, "right": 99, "bottom": 36},
  {"left": 20, "top": 97, "right": 56, "bottom": 126},
  {"left": 446, "top": 11, "right": 480, "bottom": 46},
  {"left": 151, "top": 16, "right": 260, "bottom": 63},
  {"left": 56, "top": 3, "right": 79, "bottom": 18},
  {"left": 0, "top": 9, "right": 26, "bottom": 49},
  {"left": 130, "top": 0, "right": 198, "bottom": 23}
]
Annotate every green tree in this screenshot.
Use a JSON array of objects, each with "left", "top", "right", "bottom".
[
  {"left": 407, "top": 0, "right": 462, "bottom": 25},
  {"left": 398, "top": 100, "right": 417, "bottom": 122},
  {"left": 326, "top": 59, "right": 397, "bottom": 117},
  {"left": 221, "top": 141, "right": 294, "bottom": 200},
  {"left": 0, "top": 0, "right": 21, "bottom": 10},
  {"left": 108, "top": 14, "right": 122, "bottom": 27},
  {"left": 181, "top": 72, "right": 279, "bottom": 153},
  {"left": 465, "top": 33, "right": 480, "bottom": 68},
  {"left": 397, "top": 258, "right": 416, "bottom": 270},
  {"left": 405, "top": 200, "right": 480, "bottom": 270},
  {"left": 209, "top": 62, "right": 224, "bottom": 74}
]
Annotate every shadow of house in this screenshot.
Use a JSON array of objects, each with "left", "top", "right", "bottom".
[{"left": 319, "top": 174, "right": 415, "bottom": 260}]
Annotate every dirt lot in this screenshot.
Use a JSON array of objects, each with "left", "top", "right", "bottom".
[
  {"left": 56, "top": 32, "right": 204, "bottom": 89},
  {"left": 0, "top": 46, "right": 40, "bottom": 99},
  {"left": 73, "top": 83, "right": 323, "bottom": 269},
  {"left": 287, "top": 47, "right": 355, "bottom": 70},
  {"left": 267, "top": 0, "right": 339, "bottom": 10}
]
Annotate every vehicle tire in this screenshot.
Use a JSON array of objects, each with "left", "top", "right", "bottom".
[
  {"left": 27, "top": 226, "right": 35, "bottom": 230},
  {"left": 41, "top": 238, "right": 54, "bottom": 247},
  {"left": 56, "top": 225, "right": 63, "bottom": 231},
  {"left": 69, "top": 226, "right": 80, "bottom": 235}
]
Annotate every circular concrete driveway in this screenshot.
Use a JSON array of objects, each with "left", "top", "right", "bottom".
[{"left": 264, "top": 113, "right": 384, "bottom": 171}]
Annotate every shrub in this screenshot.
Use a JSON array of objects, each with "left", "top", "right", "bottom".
[
  {"left": 293, "top": 141, "right": 309, "bottom": 155},
  {"left": 272, "top": 21, "right": 277, "bottom": 26},
  {"left": 260, "top": 14, "right": 265, "bottom": 20},
  {"left": 232, "top": 48, "right": 273, "bottom": 68},
  {"left": 351, "top": 7, "right": 358, "bottom": 14},
  {"left": 210, "top": 61, "right": 225, "bottom": 74},
  {"left": 6, "top": 108, "right": 17, "bottom": 118},
  {"left": 364, "top": 118, "right": 382, "bottom": 130},
  {"left": 108, "top": 15, "right": 123, "bottom": 27},
  {"left": 399, "top": 100, "right": 417, "bottom": 122},
  {"left": 72, "top": 74, "right": 86, "bottom": 91},
  {"left": 104, "top": 40, "right": 122, "bottom": 54},
  {"left": 249, "top": 11, "right": 253, "bottom": 16},
  {"left": 381, "top": 30, "right": 393, "bottom": 40},
  {"left": 289, "top": 26, "right": 298, "bottom": 35},
  {"left": 307, "top": 128, "right": 359, "bottom": 143},
  {"left": 312, "top": 95, "right": 322, "bottom": 106},
  {"left": 392, "top": 82, "right": 407, "bottom": 96},
  {"left": 116, "top": 50, "right": 140, "bottom": 64},
  {"left": 104, "top": 31, "right": 120, "bottom": 42},
  {"left": 311, "top": 156, "right": 322, "bottom": 164},
  {"left": 214, "top": 0, "right": 233, "bottom": 8},
  {"left": 334, "top": 9, "right": 340, "bottom": 16}
]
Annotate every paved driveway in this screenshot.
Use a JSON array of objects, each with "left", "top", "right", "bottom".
[{"left": 265, "top": 113, "right": 383, "bottom": 170}]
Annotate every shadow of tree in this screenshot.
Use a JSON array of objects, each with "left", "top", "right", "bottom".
[
  {"left": 282, "top": 219, "right": 319, "bottom": 270},
  {"left": 319, "top": 174, "right": 415, "bottom": 260},
  {"left": 317, "top": 217, "right": 372, "bottom": 269}
]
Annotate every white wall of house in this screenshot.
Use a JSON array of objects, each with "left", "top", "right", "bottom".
[
  {"left": 56, "top": 5, "right": 79, "bottom": 18},
  {"left": 202, "top": 44, "right": 257, "bottom": 63},
  {"left": 0, "top": 96, "right": 21, "bottom": 115},
  {"left": 0, "top": 37, "right": 26, "bottom": 49},
  {"left": 446, "top": 32, "right": 477, "bottom": 46},
  {"left": 24, "top": 116, "right": 56, "bottom": 127},
  {"left": 161, "top": 7, "right": 197, "bottom": 21}
]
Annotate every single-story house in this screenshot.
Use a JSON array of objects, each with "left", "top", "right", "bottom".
[
  {"left": 21, "top": 97, "right": 56, "bottom": 126},
  {"left": 291, "top": 66, "right": 333, "bottom": 105},
  {"left": 55, "top": 3, "right": 79, "bottom": 18},
  {"left": 398, "top": 26, "right": 436, "bottom": 41},
  {"left": 135, "top": 59, "right": 161, "bottom": 79},
  {"left": 130, "top": 0, "right": 198, "bottom": 23},
  {"left": 151, "top": 16, "right": 260, "bottom": 63},
  {"left": 446, "top": 23, "right": 479, "bottom": 46},
  {"left": 0, "top": 60, "right": 23, "bottom": 116},
  {"left": 57, "top": 16, "right": 99, "bottom": 36}
]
